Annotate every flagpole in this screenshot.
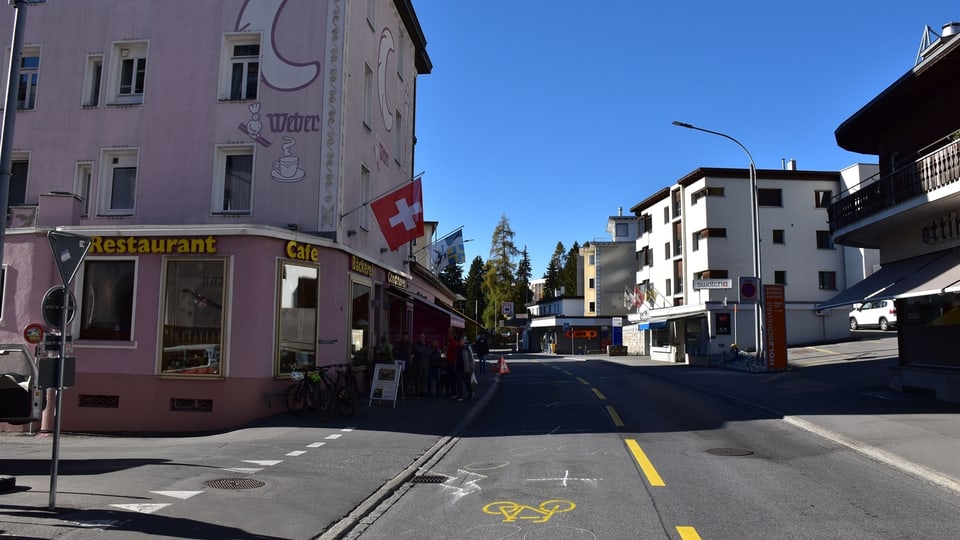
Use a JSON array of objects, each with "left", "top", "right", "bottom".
[{"left": 339, "top": 171, "right": 425, "bottom": 220}]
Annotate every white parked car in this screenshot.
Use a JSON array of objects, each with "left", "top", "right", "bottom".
[{"left": 848, "top": 300, "right": 897, "bottom": 331}]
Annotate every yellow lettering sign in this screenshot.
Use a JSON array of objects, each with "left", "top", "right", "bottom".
[
  {"left": 285, "top": 240, "right": 319, "bottom": 262},
  {"left": 89, "top": 236, "right": 217, "bottom": 254},
  {"left": 351, "top": 255, "right": 374, "bottom": 276},
  {"left": 387, "top": 272, "right": 407, "bottom": 289}
]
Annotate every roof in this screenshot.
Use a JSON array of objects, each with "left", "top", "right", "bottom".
[{"left": 835, "top": 33, "right": 960, "bottom": 155}]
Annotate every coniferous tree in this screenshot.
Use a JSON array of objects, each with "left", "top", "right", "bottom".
[
  {"left": 560, "top": 241, "right": 581, "bottom": 296},
  {"left": 482, "top": 214, "right": 519, "bottom": 328},
  {"left": 464, "top": 255, "right": 486, "bottom": 323},
  {"left": 543, "top": 242, "right": 565, "bottom": 298},
  {"left": 515, "top": 246, "right": 533, "bottom": 307}
]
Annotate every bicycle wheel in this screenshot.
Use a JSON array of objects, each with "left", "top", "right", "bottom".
[
  {"left": 285, "top": 383, "right": 306, "bottom": 414},
  {"left": 336, "top": 382, "right": 358, "bottom": 418},
  {"left": 315, "top": 384, "right": 336, "bottom": 421}
]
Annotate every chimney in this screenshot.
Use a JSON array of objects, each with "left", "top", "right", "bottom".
[
  {"left": 942, "top": 22, "right": 960, "bottom": 37},
  {"left": 787, "top": 159, "right": 797, "bottom": 170}
]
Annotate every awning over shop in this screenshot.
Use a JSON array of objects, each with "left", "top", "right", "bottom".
[
  {"left": 869, "top": 248, "right": 960, "bottom": 301},
  {"left": 638, "top": 320, "right": 668, "bottom": 330},
  {"left": 816, "top": 251, "right": 943, "bottom": 309}
]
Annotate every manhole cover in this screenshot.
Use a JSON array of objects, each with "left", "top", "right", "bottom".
[
  {"left": 411, "top": 475, "right": 447, "bottom": 484},
  {"left": 204, "top": 478, "right": 266, "bottom": 490},
  {"left": 706, "top": 447, "right": 754, "bottom": 456}
]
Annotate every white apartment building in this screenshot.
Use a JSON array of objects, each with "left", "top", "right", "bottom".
[{"left": 625, "top": 164, "right": 875, "bottom": 363}]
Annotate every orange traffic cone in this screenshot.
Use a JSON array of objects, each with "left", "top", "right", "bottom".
[{"left": 496, "top": 356, "right": 510, "bottom": 375}]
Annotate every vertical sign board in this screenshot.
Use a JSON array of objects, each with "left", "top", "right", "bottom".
[
  {"left": 764, "top": 284, "right": 787, "bottom": 370},
  {"left": 369, "top": 363, "right": 400, "bottom": 407}
]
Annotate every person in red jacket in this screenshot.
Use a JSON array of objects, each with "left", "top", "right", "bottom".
[{"left": 444, "top": 330, "right": 459, "bottom": 397}]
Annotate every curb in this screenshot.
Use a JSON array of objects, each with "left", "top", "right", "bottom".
[{"left": 318, "top": 373, "right": 502, "bottom": 539}]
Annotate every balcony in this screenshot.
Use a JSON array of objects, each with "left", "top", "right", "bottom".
[{"left": 828, "top": 138, "right": 960, "bottom": 231}]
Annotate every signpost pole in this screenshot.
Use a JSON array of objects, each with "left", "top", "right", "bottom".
[{"left": 48, "top": 289, "right": 68, "bottom": 510}]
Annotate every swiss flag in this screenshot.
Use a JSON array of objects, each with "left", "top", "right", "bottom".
[{"left": 370, "top": 178, "right": 424, "bottom": 251}]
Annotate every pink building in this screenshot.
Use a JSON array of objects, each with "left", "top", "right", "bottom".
[{"left": 0, "top": 0, "right": 460, "bottom": 433}]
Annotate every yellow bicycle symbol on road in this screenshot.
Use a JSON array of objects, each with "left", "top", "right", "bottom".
[{"left": 482, "top": 499, "right": 576, "bottom": 523}]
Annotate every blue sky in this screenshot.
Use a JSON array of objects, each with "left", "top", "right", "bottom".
[{"left": 411, "top": 1, "right": 958, "bottom": 276}]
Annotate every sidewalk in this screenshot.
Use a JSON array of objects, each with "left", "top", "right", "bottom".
[{"left": 588, "top": 344, "right": 960, "bottom": 496}]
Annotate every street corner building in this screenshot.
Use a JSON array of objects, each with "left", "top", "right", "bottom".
[{"left": 0, "top": 0, "right": 462, "bottom": 433}]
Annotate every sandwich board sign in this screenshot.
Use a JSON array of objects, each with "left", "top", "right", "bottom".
[{"left": 48, "top": 231, "right": 91, "bottom": 286}]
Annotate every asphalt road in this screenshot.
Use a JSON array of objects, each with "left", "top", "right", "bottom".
[{"left": 351, "top": 351, "right": 958, "bottom": 539}]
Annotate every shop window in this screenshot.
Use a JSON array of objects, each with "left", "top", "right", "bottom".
[
  {"left": 160, "top": 258, "right": 226, "bottom": 375},
  {"left": 651, "top": 326, "right": 669, "bottom": 347},
  {"left": 350, "top": 280, "right": 372, "bottom": 365},
  {"left": 715, "top": 312, "right": 731, "bottom": 335},
  {"left": 276, "top": 262, "right": 318, "bottom": 376},
  {"left": 79, "top": 259, "right": 136, "bottom": 341}
]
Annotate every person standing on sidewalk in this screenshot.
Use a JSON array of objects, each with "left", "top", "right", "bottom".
[
  {"left": 444, "top": 330, "right": 459, "bottom": 397},
  {"left": 427, "top": 339, "right": 443, "bottom": 396},
  {"left": 457, "top": 335, "right": 476, "bottom": 400},
  {"left": 475, "top": 334, "right": 490, "bottom": 374},
  {"left": 412, "top": 333, "right": 431, "bottom": 397}
]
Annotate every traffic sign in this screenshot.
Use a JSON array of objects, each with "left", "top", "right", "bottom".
[
  {"left": 739, "top": 277, "right": 759, "bottom": 304},
  {"left": 22, "top": 323, "right": 45, "bottom": 344},
  {"left": 48, "top": 231, "right": 91, "bottom": 286},
  {"left": 41, "top": 286, "right": 77, "bottom": 330}
]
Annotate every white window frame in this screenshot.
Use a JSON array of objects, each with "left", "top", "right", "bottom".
[
  {"left": 107, "top": 41, "right": 148, "bottom": 105},
  {"left": 81, "top": 54, "right": 103, "bottom": 107},
  {"left": 98, "top": 148, "right": 139, "bottom": 215},
  {"left": 75, "top": 161, "right": 93, "bottom": 217},
  {"left": 360, "top": 165, "right": 370, "bottom": 230},
  {"left": 212, "top": 144, "right": 254, "bottom": 215},
  {"left": 363, "top": 63, "right": 373, "bottom": 128},
  {"left": 218, "top": 33, "right": 260, "bottom": 101},
  {"left": 17, "top": 46, "right": 40, "bottom": 110}
]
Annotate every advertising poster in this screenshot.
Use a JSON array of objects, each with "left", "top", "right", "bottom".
[{"left": 369, "top": 364, "right": 401, "bottom": 407}]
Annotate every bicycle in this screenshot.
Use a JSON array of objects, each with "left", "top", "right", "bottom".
[
  {"left": 286, "top": 366, "right": 335, "bottom": 420},
  {"left": 319, "top": 363, "right": 360, "bottom": 418}
]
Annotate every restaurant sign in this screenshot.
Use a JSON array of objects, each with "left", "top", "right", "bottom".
[{"left": 89, "top": 236, "right": 217, "bottom": 254}]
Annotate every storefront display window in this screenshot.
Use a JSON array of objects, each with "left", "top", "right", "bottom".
[
  {"left": 79, "top": 259, "right": 136, "bottom": 341},
  {"left": 160, "top": 258, "right": 226, "bottom": 375},
  {"left": 651, "top": 326, "right": 670, "bottom": 348},
  {"left": 277, "top": 262, "right": 318, "bottom": 375},
  {"left": 351, "top": 280, "right": 371, "bottom": 365}
]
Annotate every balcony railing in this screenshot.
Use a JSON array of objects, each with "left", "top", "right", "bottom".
[{"left": 828, "top": 138, "right": 960, "bottom": 231}]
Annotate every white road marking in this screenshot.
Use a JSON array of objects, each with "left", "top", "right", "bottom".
[
  {"left": 307, "top": 442, "right": 326, "bottom": 448},
  {"left": 243, "top": 460, "right": 283, "bottom": 466},
  {"left": 109, "top": 503, "right": 171, "bottom": 514},
  {"left": 223, "top": 467, "right": 262, "bottom": 474},
  {"left": 325, "top": 434, "right": 342, "bottom": 440},
  {"left": 286, "top": 450, "right": 307, "bottom": 456},
  {"left": 150, "top": 491, "right": 203, "bottom": 500},
  {"left": 524, "top": 469, "right": 601, "bottom": 488}
]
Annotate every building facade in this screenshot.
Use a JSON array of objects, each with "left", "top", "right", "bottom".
[
  {"left": 0, "top": 0, "right": 456, "bottom": 433},
  {"left": 823, "top": 22, "right": 960, "bottom": 402},
  {"left": 627, "top": 166, "right": 865, "bottom": 363}
]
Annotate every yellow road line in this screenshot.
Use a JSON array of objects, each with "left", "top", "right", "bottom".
[
  {"left": 605, "top": 405, "right": 624, "bottom": 427},
  {"left": 591, "top": 387, "right": 606, "bottom": 400},
  {"left": 576, "top": 377, "right": 590, "bottom": 385},
  {"left": 676, "top": 526, "right": 702, "bottom": 539},
  {"left": 625, "top": 439, "right": 665, "bottom": 487}
]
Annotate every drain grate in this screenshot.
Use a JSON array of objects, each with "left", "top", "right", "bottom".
[
  {"left": 706, "top": 447, "right": 754, "bottom": 457},
  {"left": 411, "top": 475, "right": 447, "bottom": 484},
  {"left": 204, "top": 478, "right": 266, "bottom": 490}
]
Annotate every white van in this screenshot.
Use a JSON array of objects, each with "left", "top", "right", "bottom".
[{"left": 848, "top": 300, "right": 898, "bottom": 331}]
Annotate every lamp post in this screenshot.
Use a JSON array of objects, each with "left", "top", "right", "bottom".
[{"left": 672, "top": 121, "right": 764, "bottom": 362}]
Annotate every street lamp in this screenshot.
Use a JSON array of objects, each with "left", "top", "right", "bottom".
[{"left": 672, "top": 121, "right": 764, "bottom": 362}]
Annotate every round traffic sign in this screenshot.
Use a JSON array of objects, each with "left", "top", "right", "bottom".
[
  {"left": 23, "top": 322, "right": 45, "bottom": 344},
  {"left": 41, "top": 286, "right": 77, "bottom": 330}
]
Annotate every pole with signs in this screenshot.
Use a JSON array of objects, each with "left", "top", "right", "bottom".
[{"left": 45, "top": 230, "right": 90, "bottom": 510}]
